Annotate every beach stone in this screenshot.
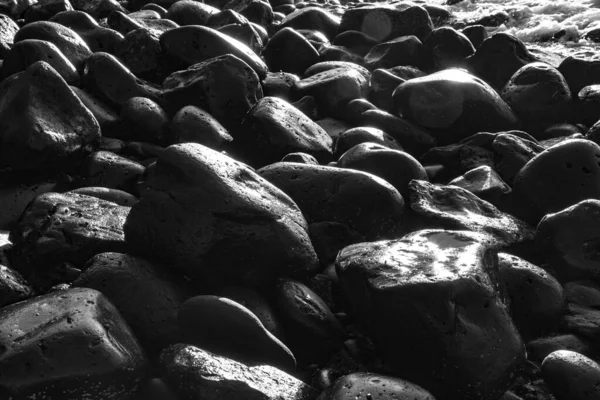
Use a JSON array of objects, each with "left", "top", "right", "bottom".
[
  {"left": 562, "top": 281, "right": 600, "bottom": 340},
  {"left": 392, "top": 68, "right": 521, "bottom": 145},
  {"left": 0, "top": 61, "right": 99, "bottom": 174},
  {"left": 115, "top": 28, "right": 166, "bottom": 82},
  {"left": 387, "top": 64, "right": 427, "bottom": 80},
  {"left": 165, "top": 0, "right": 219, "bottom": 26},
  {"left": 297, "top": 28, "right": 330, "bottom": 48},
  {"left": 448, "top": 166, "right": 512, "bottom": 209},
  {"left": 124, "top": 143, "right": 319, "bottom": 287},
  {"left": 107, "top": 11, "right": 178, "bottom": 36},
  {"left": 492, "top": 133, "right": 544, "bottom": 185},
  {"left": 178, "top": 295, "right": 296, "bottom": 371},
  {"left": 332, "top": 30, "right": 379, "bottom": 57},
  {"left": 501, "top": 62, "right": 572, "bottom": 136},
  {"left": 308, "top": 221, "right": 364, "bottom": 266},
  {"left": 160, "top": 344, "right": 319, "bottom": 400},
  {"left": 9, "top": 192, "right": 130, "bottom": 290},
  {"left": 527, "top": 334, "right": 598, "bottom": 364},
  {"left": 70, "top": 86, "right": 119, "bottom": 132},
  {"left": 0, "top": 14, "right": 19, "bottom": 59},
  {"left": 167, "top": 105, "right": 233, "bottom": 149},
  {"left": 281, "top": 152, "right": 318, "bottom": 164},
  {"left": 78, "top": 151, "right": 145, "bottom": 195},
  {"left": 50, "top": 10, "right": 125, "bottom": 54},
  {"left": 578, "top": 85, "right": 600, "bottom": 127},
  {"left": 0, "top": 180, "right": 58, "bottom": 230},
  {"left": 337, "top": 142, "right": 427, "bottom": 197},
  {"left": 541, "top": 350, "right": 600, "bottom": 400},
  {"left": 72, "top": 252, "right": 193, "bottom": 357},
  {"left": 258, "top": 162, "right": 405, "bottom": 240},
  {"left": 324, "top": 373, "right": 435, "bottom": 400},
  {"left": 160, "top": 25, "right": 268, "bottom": 79},
  {"left": 1, "top": 38, "right": 79, "bottom": 84},
  {"left": 336, "top": 229, "right": 525, "bottom": 400},
  {"left": 0, "top": 0, "right": 36, "bottom": 20},
  {"left": 304, "top": 61, "right": 370, "bottom": 80},
  {"left": 422, "top": 26, "right": 474, "bottom": 72},
  {"left": 238, "top": 96, "right": 333, "bottom": 167},
  {"left": 223, "top": 0, "right": 273, "bottom": 27},
  {"left": 83, "top": 52, "right": 162, "bottom": 108},
  {"left": 368, "top": 68, "right": 406, "bottom": 111},
  {"left": 261, "top": 71, "right": 300, "bottom": 102},
  {"left": 0, "top": 288, "right": 148, "bottom": 400},
  {"left": 160, "top": 54, "right": 263, "bottom": 130},
  {"left": 294, "top": 67, "right": 368, "bottom": 119},
  {"left": 465, "top": 33, "right": 538, "bottom": 91},
  {"left": 14, "top": 21, "right": 91, "bottom": 72},
  {"left": 0, "top": 264, "right": 34, "bottom": 307},
  {"left": 333, "top": 126, "right": 402, "bottom": 158},
  {"left": 338, "top": 5, "right": 433, "bottom": 43},
  {"left": 263, "top": 27, "right": 319, "bottom": 75},
  {"left": 275, "top": 278, "right": 345, "bottom": 364},
  {"left": 514, "top": 139, "right": 600, "bottom": 221},
  {"left": 218, "top": 22, "right": 263, "bottom": 54},
  {"left": 207, "top": 8, "right": 249, "bottom": 29},
  {"left": 408, "top": 180, "right": 534, "bottom": 247},
  {"left": 559, "top": 56, "right": 600, "bottom": 98},
  {"left": 318, "top": 44, "right": 365, "bottom": 66},
  {"left": 364, "top": 35, "right": 423, "bottom": 70},
  {"left": 69, "top": 187, "right": 138, "bottom": 206},
  {"left": 120, "top": 96, "right": 168, "bottom": 143},
  {"left": 461, "top": 24, "right": 488, "bottom": 49},
  {"left": 277, "top": 7, "right": 340, "bottom": 40},
  {"left": 498, "top": 253, "right": 564, "bottom": 341}
]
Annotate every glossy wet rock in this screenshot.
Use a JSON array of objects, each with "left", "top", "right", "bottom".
[
  {"left": 333, "top": 126, "right": 402, "bottom": 158},
  {"left": 448, "top": 165, "right": 512, "bottom": 209},
  {"left": 562, "top": 280, "right": 600, "bottom": 340},
  {"left": 116, "top": 28, "right": 166, "bottom": 82},
  {"left": 78, "top": 150, "right": 144, "bottom": 195},
  {"left": 70, "top": 0, "right": 126, "bottom": 18},
  {"left": 0, "top": 287, "right": 148, "bottom": 400},
  {"left": 165, "top": 0, "right": 219, "bottom": 26},
  {"left": 558, "top": 56, "right": 600, "bottom": 98},
  {"left": 368, "top": 68, "right": 406, "bottom": 111},
  {"left": 72, "top": 252, "right": 192, "bottom": 357},
  {"left": 0, "top": 264, "right": 34, "bottom": 307},
  {"left": 364, "top": 35, "right": 423, "bottom": 71},
  {"left": 277, "top": 7, "right": 340, "bottom": 40},
  {"left": 178, "top": 295, "right": 295, "bottom": 371},
  {"left": 223, "top": 0, "right": 273, "bottom": 27},
  {"left": 124, "top": 143, "right": 318, "bottom": 287},
  {"left": 332, "top": 30, "right": 379, "bottom": 57},
  {"left": 335, "top": 229, "right": 525, "bottom": 400},
  {"left": 238, "top": 96, "right": 333, "bottom": 167},
  {"left": 69, "top": 186, "right": 138, "bottom": 206},
  {"left": 0, "top": 61, "right": 99, "bottom": 173},
  {"left": 408, "top": 180, "right": 534, "bottom": 247},
  {"left": 120, "top": 96, "right": 168, "bottom": 143},
  {"left": 392, "top": 68, "right": 520, "bottom": 145},
  {"left": 263, "top": 27, "right": 319, "bottom": 75},
  {"left": 160, "top": 344, "right": 319, "bottom": 400},
  {"left": 50, "top": 10, "right": 125, "bottom": 53},
  {"left": 9, "top": 192, "right": 130, "bottom": 290},
  {"left": 258, "top": 162, "right": 405, "bottom": 240},
  {"left": 0, "top": 180, "right": 58, "bottom": 230},
  {"left": 324, "top": 373, "right": 435, "bottom": 400},
  {"left": 493, "top": 133, "right": 544, "bottom": 185},
  {"left": 167, "top": 105, "right": 233, "bottom": 149},
  {"left": 218, "top": 21, "right": 263, "bottom": 54},
  {"left": 308, "top": 221, "right": 365, "bottom": 265},
  {"left": 304, "top": 61, "right": 370, "bottom": 80},
  {"left": 541, "top": 350, "right": 600, "bottom": 400},
  {"left": 527, "top": 334, "right": 597, "bottom": 364},
  {"left": 421, "top": 26, "right": 474, "bottom": 72}
]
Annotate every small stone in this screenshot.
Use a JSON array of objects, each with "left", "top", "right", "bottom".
[{"left": 542, "top": 350, "right": 600, "bottom": 400}]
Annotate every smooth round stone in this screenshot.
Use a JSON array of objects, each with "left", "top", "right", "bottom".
[
  {"left": 448, "top": 165, "right": 511, "bottom": 209},
  {"left": 165, "top": 0, "right": 219, "bottom": 26},
  {"left": 333, "top": 126, "right": 402, "bottom": 158},
  {"left": 461, "top": 24, "right": 488, "bottom": 49},
  {"left": 541, "top": 350, "right": 600, "bottom": 400},
  {"left": 304, "top": 61, "right": 370, "bottom": 80},
  {"left": 261, "top": 72, "right": 300, "bottom": 102},
  {"left": 324, "top": 373, "right": 435, "bottom": 400},
  {"left": 50, "top": 10, "right": 125, "bottom": 54},
  {"left": 558, "top": 56, "right": 600, "bottom": 98},
  {"left": 308, "top": 221, "right": 365, "bottom": 265},
  {"left": 0, "top": 264, "right": 34, "bottom": 308},
  {"left": 527, "top": 335, "right": 597, "bottom": 364},
  {"left": 392, "top": 68, "right": 520, "bottom": 144},
  {"left": 281, "top": 152, "right": 319, "bottom": 164},
  {"left": 69, "top": 187, "right": 138, "bottom": 206},
  {"left": 177, "top": 295, "right": 296, "bottom": 372},
  {"left": 364, "top": 34, "right": 423, "bottom": 71},
  {"left": 514, "top": 139, "right": 600, "bottom": 220},
  {"left": 0, "top": 14, "right": 19, "bottom": 59},
  {"left": 501, "top": 62, "right": 572, "bottom": 137},
  {"left": 167, "top": 105, "right": 233, "bottom": 150},
  {"left": 368, "top": 68, "right": 406, "bottom": 111},
  {"left": 218, "top": 22, "right": 263, "bottom": 55},
  {"left": 277, "top": 7, "right": 341, "bottom": 40},
  {"left": 318, "top": 43, "right": 366, "bottom": 66},
  {"left": 332, "top": 30, "right": 379, "bottom": 57},
  {"left": 421, "top": 26, "right": 474, "bottom": 72},
  {"left": 120, "top": 97, "right": 168, "bottom": 143},
  {"left": 263, "top": 27, "right": 319, "bottom": 75}
]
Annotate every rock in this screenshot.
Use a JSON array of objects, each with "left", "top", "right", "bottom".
[
  {"left": 263, "top": 27, "right": 319, "bottom": 75},
  {"left": 421, "top": 26, "right": 474, "bottom": 72},
  {"left": 70, "top": 86, "right": 120, "bottom": 131},
  {"left": 120, "top": 96, "right": 169, "bottom": 143},
  {"left": 368, "top": 68, "right": 406, "bottom": 111},
  {"left": 9, "top": 192, "right": 130, "bottom": 290},
  {"left": 541, "top": 350, "right": 600, "bottom": 400},
  {"left": 0, "top": 180, "right": 58, "bottom": 230},
  {"left": 392, "top": 68, "right": 521, "bottom": 145},
  {"left": 178, "top": 295, "right": 296, "bottom": 371},
  {"left": 492, "top": 133, "right": 544, "bottom": 185},
  {"left": 336, "top": 229, "right": 525, "bottom": 400},
  {"left": 207, "top": 8, "right": 250, "bottom": 29},
  {"left": 308, "top": 221, "right": 365, "bottom": 265},
  {"left": 294, "top": 67, "right": 368, "bottom": 119},
  {"left": 275, "top": 278, "right": 346, "bottom": 364},
  {"left": 338, "top": 5, "right": 433, "bottom": 43},
  {"left": 0, "top": 61, "right": 99, "bottom": 174},
  {"left": 107, "top": 10, "right": 178, "bottom": 36},
  {"left": 562, "top": 281, "right": 600, "bottom": 340},
  {"left": 333, "top": 126, "right": 402, "bottom": 158},
  {"left": 218, "top": 22, "right": 263, "bottom": 54},
  {"left": 70, "top": 0, "right": 125, "bottom": 19},
  {"left": 318, "top": 43, "right": 366, "bottom": 66},
  {"left": 0, "top": 287, "right": 148, "bottom": 400},
  {"left": 498, "top": 253, "right": 564, "bottom": 341},
  {"left": 278, "top": 7, "right": 340, "bottom": 40},
  {"left": 332, "top": 30, "right": 379, "bottom": 57},
  {"left": 124, "top": 143, "right": 319, "bottom": 287},
  {"left": 0, "top": 14, "right": 20, "bottom": 58},
  {"left": 262, "top": 71, "right": 300, "bottom": 102},
  {"left": 448, "top": 166, "right": 512, "bottom": 209},
  {"left": 408, "top": 180, "right": 535, "bottom": 247},
  {"left": 0, "top": 264, "right": 34, "bottom": 307},
  {"left": 281, "top": 152, "right": 318, "bottom": 164},
  {"left": 528, "top": 334, "right": 597, "bottom": 364},
  {"left": 364, "top": 35, "right": 423, "bottom": 70},
  {"left": 324, "top": 373, "right": 435, "bottom": 400},
  {"left": 160, "top": 54, "right": 263, "bottom": 130},
  {"left": 465, "top": 33, "right": 538, "bottom": 91},
  {"left": 223, "top": 0, "right": 273, "bottom": 27},
  {"left": 165, "top": 0, "right": 219, "bottom": 26},
  {"left": 514, "top": 139, "right": 600, "bottom": 221},
  {"left": 461, "top": 24, "right": 487, "bottom": 49},
  {"left": 78, "top": 150, "right": 145, "bottom": 195},
  {"left": 258, "top": 162, "right": 405, "bottom": 240},
  {"left": 558, "top": 56, "right": 600, "bottom": 97},
  {"left": 160, "top": 344, "right": 319, "bottom": 400},
  {"left": 238, "top": 96, "right": 333, "bottom": 167},
  {"left": 0, "top": 0, "right": 36, "bottom": 20},
  {"left": 337, "top": 142, "right": 427, "bottom": 197},
  {"left": 50, "top": 10, "right": 124, "bottom": 54},
  {"left": 69, "top": 187, "right": 138, "bottom": 206},
  {"left": 167, "top": 105, "right": 233, "bottom": 149},
  {"left": 116, "top": 28, "right": 167, "bottom": 82},
  {"left": 14, "top": 21, "right": 92, "bottom": 72},
  {"left": 578, "top": 85, "right": 600, "bottom": 127},
  {"left": 72, "top": 252, "right": 192, "bottom": 357},
  {"left": 501, "top": 62, "right": 572, "bottom": 137},
  {"left": 160, "top": 25, "right": 268, "bottom": 79},
  {"left": 304, "top": 61, "right": 370, "bottom": 81}
]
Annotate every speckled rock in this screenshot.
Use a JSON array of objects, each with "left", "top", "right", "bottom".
[
  {"left": 263, "top": 27, "right": 319, "bottom": 75},
  {"left": 336, "top": 229, "right": 525, "bottom": 400},
  {"left": 0, "top": 180, "right": 58, "bottom": 230},
  {"left": 0, "top": 14, "right": 19, "bottom": 58},
  {"left": 364, "top": 35, "right": 423, "bottom": 70},
  {"left": 0, "top": 264, "right": 34, "bottom": 308},
  {"left": 77, "top": 150, "right": 144, "bottom": 195},
  {"left": 541, "top": 350, "right": 600, "bottom": 400},
  {"left": 324, "top": 373, "right": 436, "bottom": 400},
  {"left": 333, "top": 126, "right": 402, "bottom": 158},
  {"left": 421, "top": 26, "right": 474, "bottom": 72},
  {"left": 69, "top": 187, "right": 138, "bottom": 206},
  {"left": 558, "top": 56, "right": 600, "bottom": 97},
  {"left": 277, "top": 7, "right": 340, "bottom": 41},
  {"left": 165, "top": 0, "right": 219, "bottom": 26},
  {"left": 448, "top": 166, "right": 512, "bottom": 209},
  {"left": 527, "top": 334, "right": 597, "bottom": 364},
  {"left": 167, "top": 105, "right": 233, "bottom": 149},
  {"left": 50, "top": 10, "right": 125, "bottom": 54}
]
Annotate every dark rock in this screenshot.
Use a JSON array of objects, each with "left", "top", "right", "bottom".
[
  {"left": 0, "top": 287, "right": 148, "bottom": 400},
  {"left": 120, "top": 96, "right": 169, "bottom": 143},
  {"left": 368, "top": 68, "right": 406, "bottom": 112},
  {"left": 336, "top": 229, "right": 525, "bottom": 400},
  {"left": 223, "top": 0, "right": 273, "bottom": 27},
  {"left": 542, "top": 350, "right": 600, "bottom": 400},
  {"left": 492, "top": 133, "right": 544, "bottom": 185},
  {"left": 332, "top": 30, "right": 379, "bottom": 57},
  {"left": 422, "top": 26, "right": 474, "bottom": 72},
  {"left": 304, "top": 60, "right": 370, "bottom": 80},
  {"left": 308, "top": 221, "right": 364, "bottom": 265},
  {"left": 165, "top": 0, "right": 219, "bottom": 26},
  {"left": 207, "top": 8, "right": 249, "bottom": 29},
  {"left": 392, "top": 68, "right": 521, "bottom": 145},
  {"left": 261, "top": 71, "right": 300, "bottom": 102},
  {"left": 558, "top": 56, "right": 600, "bottom": 97},
  {"left": 0, "top": 14, "right": 19, "bottom": 59},
  {"left": 263, "top": 27, "right": 319, "bottom": 75},
  {"left": 0, "top": 0, "right": 36, "bottom": 20},
  {"left": 278, "top": 7, "right": 340, "bottom": 40},
  {"left": 69, "top": 187, "right": 138, "bottom": 206},
  {"left": 324, "top": 373, "right": 435, "bottom": 400},
  {"left": 461, "top": 24, "right": 488, "bottom": 49},
  {"left": 23, "top": 0, "right": 74, "bottom": 24},
  {"left": 70, "top": 85, "right": 120, "bottom": 131},
  {"left": 0, "top": 180, "right": 58, "bottom": 230},
  {"left": 364, "top": 34, "right": 423, "bottom": 70},
  {"left": 0, "top": 61, "right": 99, "bottom": 173},
  {"left": 218, "top": 22, "right": 263, "bottom": 54},
  {"left": 578, "top": 85, "right": 600, "bottom": 127},
  {"left": 9, "top": 192, "right": 130, "bottom": 290},
  {"left": 70, "top": 0, "right": 125, "bottom": 19},
  {"left": 281, "top": 152, "right": 318, "bottom": 164},
  {"left": 471, "top": 10, "right": 509, "bottom": 27},
  {"left": 167, "top": 105, "right": 233, "bottom": 149},
  {"left": 297, "top": 27, "right": 330, "bottom": 48},
  {"left": 528, "top": 334, "right": 598, "bottom": 364},
  {"left": 238, "top": 96, "right": 333, "bottom": 167},
  {"left": 77, "top": 150, "right": 145, "bottom": 195},
  {"left": 50, "top": 10, "right": 125, "bottom": 54},
  {"left": 178, "top": 295, "right": 296, "bottom": 371},
  {"left": 160, "top": 344, "right": 319, "bottom": 400},
  {"left": 448, "top": 165, "right": 511, "bottom": 209},
  {"left": 0, "top": 264, "right": 34, "bottom": 307},
  {"left": 116, "top": 28, "right": 167, "bottom": 82},
  {"left": 124, "top": 143, "right": 319, "bottom": 287},
  {"left": 333, "top": 126, "right": 402, "bottom": 158},
  {"left": 318, "top": 43, "right": 365, "bottom": 66}
]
